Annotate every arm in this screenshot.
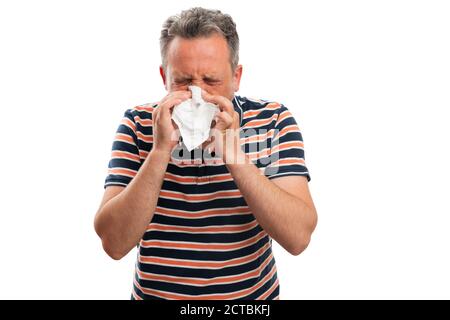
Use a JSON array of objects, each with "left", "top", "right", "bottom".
[
  {"left": 94, "top": 90, "right": 191, "bottom": 260},
  {"left": 226, "top": 154, "right": 317, "bottom": 255},
  {"left": 94, "top": 148, "right": 171, "bottom": 260}
]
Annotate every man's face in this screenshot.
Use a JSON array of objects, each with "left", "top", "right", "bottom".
[{"left": 160, "top": 33, "right": 242, "bottom": 101}]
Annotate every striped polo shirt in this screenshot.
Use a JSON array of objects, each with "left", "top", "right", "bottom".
[{"left": 104, "top": 94, "right": 310, "bottom": 300}]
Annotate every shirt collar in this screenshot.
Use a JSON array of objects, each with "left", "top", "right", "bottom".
[{"left": 232, "top": 95, "right": 243, "bottom": 127}]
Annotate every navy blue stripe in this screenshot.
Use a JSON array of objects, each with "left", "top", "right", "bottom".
[
  {"left": 151, "top": 212, "right": 255, "bottom": 227},
  {"left": 142, "top": 224, "right": 263, "bottom": 243},
  {"left": 156, "top": 197, "right": 249, "bottom": 211},
  {"left": 161, "top": 180, "right": 240, "bottom": 194}
]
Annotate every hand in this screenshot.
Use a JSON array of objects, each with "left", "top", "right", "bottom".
[
  {"left": 201, "top": 90, "right": 242, "bottom": 162},
  {"left": 152, "top": 90, "right": 192, "bottom": 154}
]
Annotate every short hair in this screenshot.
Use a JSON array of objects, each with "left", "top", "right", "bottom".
[{"left": 160, "top": 7, "right": 239, "bottom": 71}]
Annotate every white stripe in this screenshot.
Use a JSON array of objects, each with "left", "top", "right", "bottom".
[
  {"left": 159, "top": 189, "right": 243, "bottom": 203},
  {"left": 154, "top": 206, "right": 252, "bottom": 219},
  {"left": 104, "top": 181, "right": 128, "bottom": 187},
  {"left": 267, "top": 172, "right": 309, "bottom": 180}
]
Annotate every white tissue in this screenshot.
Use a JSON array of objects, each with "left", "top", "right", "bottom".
[{"left": 171, "top": 86, "right": 219, "bottom": 152}]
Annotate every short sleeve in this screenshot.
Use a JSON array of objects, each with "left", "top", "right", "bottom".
[
  {"left": 104, "top": 109, "right": 142, "bottom": 188},
  {"left": 264, "top": 104, "right": 311, "bottom": 181}
]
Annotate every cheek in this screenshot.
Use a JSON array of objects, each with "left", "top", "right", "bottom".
[
  {"left": 169, "top": 84, "right": 188, "bottom": 92},
  {"left": 205, "top": 83, "right": 232, "bottom": 96}
]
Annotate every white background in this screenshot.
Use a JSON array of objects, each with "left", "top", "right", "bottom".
[{"left": 0, "top": 0, "right": 449, "bottom": 299}]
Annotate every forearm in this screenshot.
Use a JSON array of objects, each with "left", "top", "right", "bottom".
[
  {"left": 96, "top": 148, "right": 171, "bottom": 259},
  {"left": 226, "top": 151, "right": 316, "bottom": 255}
]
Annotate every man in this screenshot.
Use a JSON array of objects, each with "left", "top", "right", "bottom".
[{"left": 94, "top": 7, "right": 317, "bottom": 300}]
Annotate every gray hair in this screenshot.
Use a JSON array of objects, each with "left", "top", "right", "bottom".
[{"left": 160, "top": 7, "right": 239, "bottom": 71}]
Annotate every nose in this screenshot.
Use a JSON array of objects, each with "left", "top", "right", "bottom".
[{"left": 190, "top": 81, "right": 207, "bottom": 91}]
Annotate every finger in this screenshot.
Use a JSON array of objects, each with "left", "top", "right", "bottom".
[
  {"left": 201, "top": 91, "right": 234, "bottom": 114},
  {"left": 158, "top": 91, "right": 192, "bottom": 108},
  {"left": 160, "top": 97, "right": 187, "bottom": 120},
  {"left": 165, "top": 91, "right": 192, "bottom": 112},
  {"left": 213, "top": 111, "right": 234, "bottom": 129},
  {"left": 152, "top": 104, "right": 160, "bottom": 120},
  {"left": 203, "top": 136, "right": 215, "bottom": 154}
]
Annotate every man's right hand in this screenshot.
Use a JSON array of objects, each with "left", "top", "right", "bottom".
[{"left": 152, "top": 90, "right": 192, "bottom": 154}]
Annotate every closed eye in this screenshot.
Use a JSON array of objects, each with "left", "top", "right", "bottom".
[
  {"left": 173, "top": 79, "right": 191, "bottom": 86},
  {"left": 204, "top": 78, "right": 220, "bottom": 84}
]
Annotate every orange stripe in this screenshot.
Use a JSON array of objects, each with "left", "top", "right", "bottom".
[
  {"left": 271, "top": 141, "right": 304, "bottom": 152},
  {"left": 139, "top": 150, "right": 149, "bottom": 159},
  {"left": 134, "top": 263, "right": 277, "bottom": 300},
  {"left": 121, "top": 118, "right": 136, "bottom": 131},
  {"left": 115, "top": 133, "right": 135, "bottom": 144},
  {"left": 133, "top": 105, "right": 155, "bottom": 112},
  {"left": 159, "top": 190, "right": 242, "bottom": 201},
  {"left": 275, "top": 125, "right": 300, "bottom": 139},
  {"left": 155, "top": 206, "right": 251, "bottom": 219},
  {"left": 146, "top": 220, "right": 258, "bottom": 233},
  {"left": 136, "top": 131, "right": 153, "bottom": 143},
  {"left": 111, "top": 150, "right": 141, "bottom": 162},
  {"left": 244, "top": 114, "right": 278, "bottom": 128},
  {"left": 140, "top": 231, "right": 266, "bottom": 251},
  {"left": 163, "top": 172, "right": 232, "bottom": 184},
  {"left": 134, "top": 117, "right": 152, "bottom": 126}
]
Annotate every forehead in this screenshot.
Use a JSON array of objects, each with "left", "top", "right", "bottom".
[{"left": 166, "top": 34, "right": 231, "bottom": 76}]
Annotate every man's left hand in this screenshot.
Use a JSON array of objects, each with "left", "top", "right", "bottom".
[{"left": 201, "top": 90, "right": 242, "bottom": 163}]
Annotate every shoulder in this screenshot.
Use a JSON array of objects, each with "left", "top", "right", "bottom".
[
  {"left": 236, "top": 95, "right": 290, "bottom": 125},
  {"left": 126, "top": 102, "right": 158, "bottom": 120},
  {"left": 119, "top": 102, "right": 157, "bottom": 135}
]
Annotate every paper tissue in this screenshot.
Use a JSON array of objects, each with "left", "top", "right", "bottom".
[{"left": 171, "top": 85, "right": 219, "bottom": 152}]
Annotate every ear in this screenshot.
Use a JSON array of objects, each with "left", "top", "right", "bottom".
[
  {"left": 159, "top": 65, "right": 168, "bottom": 91},
  {"left": 232, "top": 64, "right": 243, "bottom": 93}
]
